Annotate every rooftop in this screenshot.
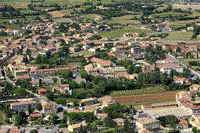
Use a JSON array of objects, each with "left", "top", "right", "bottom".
[{"left": 10, "top": 101, "right": 37, "bottom": 106}]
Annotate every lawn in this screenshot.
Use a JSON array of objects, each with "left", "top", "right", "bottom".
[
  {"left": 160, "top": 31, "right": 193, "bottom": 42},
  {"left": 151, "top": 11, "right": 187, "bottom": 18},
  {"left": 99, "top": 26, "right": 152, "bottom": 38},
  {"left": 110, "top": 15, "right": 140, "bottom": 24},
  {"left": 0, "top": 111, "right": 5, "bottom": 124},
  {"left": 75, "top": 51, "right": 95, "bottom": 55}
]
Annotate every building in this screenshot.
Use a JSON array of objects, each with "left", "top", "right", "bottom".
[
  {"left": 8, "top": 129, "right": 24, "bottom": 133},
  {"left": 90, "top": 57, "right": 112, "bottom": 68},
  {"left": 29, "top": 113, "right": 43, "bottom": 121},
  {"left": 10, "top": 101, "right": 37, "bottom": 111},
  {"left": 174, "top": 77, "right": 190, "bottom": 85},
  {"left": 157, "top": 63, "right": 183, "bottom": 74},
  {"left": 113, "top": 118, "right": 125, "bottom": 126},
  {"left": 38, "top": 88, "right": 47, "bottom": 96},
  {"left": 190, "top": 84, "right": 200, "bottom": 92},
  {"left": 30, "top": 66, "right": 76, "bottom": 79},
  {"left": 136, "top": 118, "right": 160, "bottom": 130},
  {"left": 98, "top": 96, "right": 118, "bottom": 107},
  {"left": 79, "top": 97, "right": 98, "bottom": 106},
  {"left": 68, "top": 122, "right": 87, "bottom": 132}
]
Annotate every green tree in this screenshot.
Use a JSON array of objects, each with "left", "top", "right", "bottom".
[
  {"left": 49, "top": 113, "right": 59, "bottom": 124},
  {"left": 30, "top": 129, "right": 38, "bottom": 133},
  {"left": 103, "top": 117, "right": 115, "bottom": 127},
  {"left": 166, "top": 47, "right": 172, "bottom": 54},
  {"left": 176, "top": 47, "right": 181, "bottom": 53},
  {"left": 35, "top": 103, "right": 42, "bottom": 111}
]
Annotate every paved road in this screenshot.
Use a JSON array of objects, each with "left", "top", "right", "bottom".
[{"left": 166, "top": 54, "right": 200, "bottom": 78}]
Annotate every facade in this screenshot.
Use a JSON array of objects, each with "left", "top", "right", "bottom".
[
  {"left": 10, "top": 101, "right": 37, "bottom": 111},
  {"left": 136, "top": 118, "right": 160, "bottom": 130},
  {"left": 157, "top": 63, "right": 183, "bottom": 74},
  {"left": 79, "top": 97, "right": 98, "bottom": 106},
  {"left": 30, "top": 66, "right": 76, "bottom": 79},
  {"left": 68, "top": 122, "right": 87, "bottom": 132},
  {"left": 190, "top": 84, "right": 200, "bottom": 92}
]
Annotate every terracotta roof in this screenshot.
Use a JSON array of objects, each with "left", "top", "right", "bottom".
[
  {"left": 137, "top": 118, "right": 159, "bottom": 124},
  {"left": 38, "top": 88, "right": 47, "bottom": 93},
  {"left": 91, "top": 57, "right": 111, "bottom": 67},
  {"left": 68, "top": 110, "right": 84, "bottom": 113},
  {"left": 177, "top": 118, "right": 188, "bottom": 126},
  {"left": 80, "top": 97, "right": 97, "bottom": 104},
  {"left": 10, "top": 101, "right": 37, "bottom": 106},
  {"left": 30, "top": 113, "right": 43, "bottom": 118},
  {"left": 84, "top": 106, "right": 100, "bottom": 111},
  {"left": 190, "top": 84, "right": 200, "bottom": 89},
  {"left": 69, "top": 122, "right": 87, "bottom": 129},
  {"left": 157, "top": 63, "right": 182, "bottom": 69},
  {"left": 30, "top": 66, "right": 76, "bottom": 73},
  {"left": 9, "top": 129, "right": 22, "bottom": 133},
  {"left": 174, "top": 77, "right": 188, "bottom": 81}
]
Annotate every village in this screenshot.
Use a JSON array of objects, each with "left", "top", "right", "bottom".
[{"left": 2, "top": 0, "right": 200, "bottom": 133}]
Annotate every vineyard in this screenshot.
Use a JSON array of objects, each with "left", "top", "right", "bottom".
[{"left": 112, "top": 91, "right": 177, "bottom": 106}]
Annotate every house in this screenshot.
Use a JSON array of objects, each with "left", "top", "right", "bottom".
[
  {"left": 79, "top": 97, "right": 98, "bottom": 106},
  {"left": 174, "top": 77, "right": 190, "bottom": 85},
  {"left": 10, "top": 101, "right": 37, "bottom": 111},
  {"left": 38, "top": 88, "right": 47, "bottom": 96},
  {"left": 157, "top": 63, "right": 183, "bottom": 74},
  {"left": 187, "top": 27, "right": 194, "bottom": 31},
  {"left": 177, "top": 118, "right": 188, "bottom": 129},
  {"left": 30, "top": 66, "right": 76, "bottom": 79},
  {"left": 69, "top": 47, "right": 79, "bottom": 52},
  {"left": 91, "top": 57, "right": 112, "bottom": 68},
  {"left": 68, "top": 122, "right": 87, "bottom": 132},
  {"left": 136, "top": 118, "right": 160, "bottom": 130},
  {"left": 29, "top": 113, "right": 43, "bottom": 121},
  {"left": 88, "top": 47, "right": 100, "bottom": 53},
  {"left": 8, "top": 30, "right": 22, "bottom": 35},
  {"left": 8, "top": 129, "right": 24, "bottom": 133},
  {"left": 53, "top": 84, "right": 70, "bottom": 94},
  {"left": 190, "top": 84, "right": 200, "bottom": 92},
  {"left": 98, "top": 96, "right": 118, "bottom": 107},
  {"left": 83, "top": 106, "right": 100, "bottom": 113},
  {"left": 95, "top": 113, "right": 108, "bottom": 121},
  {"left": 113, "top": 118, "right": 125, "bottom": 126}
]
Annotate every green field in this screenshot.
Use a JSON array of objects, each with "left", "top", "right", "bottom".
[
  {"left": 110, "top": 86, "right": 167, "bottom": 97},
  {"left": 110, "top": 15, "right": 140, "bottom": 24},
  {"left": 75, "top": 51, "right": 95, "bottom": 55},
  {"left": 0, "top": 111, "right": 5, "bottom": 124},
  {"left": 151, "top": 11, "right": 187, "bottom": 18},
  {"left": 160, "top": 31, "right": 193, "bottom": 41},
  {"left": 99, "top": 26, "right": 152, "bottom": 38}
]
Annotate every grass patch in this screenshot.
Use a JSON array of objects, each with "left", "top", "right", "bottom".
[
  {"left": 110, "top": 86, "right": 167, "bottom": 97},
  {"left": 74, "top": 51, "right": 95, "bottom": 55},
  {"left": 0, "top": 111, "right": 5, "bottom": 124},
  {"left": 160, "top": 31, "right": 193, "bottom": 41},
  {"left": 110, "top": 15, "right": 140, "bottom": 24},
  {"left": 99, "top": 26, "right": 152, "bottom": 38}
]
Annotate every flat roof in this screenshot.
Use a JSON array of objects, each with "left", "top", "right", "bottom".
[{"left": 144, "top": 107, "right": 191, "bottom": 118}]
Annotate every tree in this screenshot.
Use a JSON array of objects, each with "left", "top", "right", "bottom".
[
  {"left": 35, "top": 103, "right": 42, "bottom": 111},
  {"left": 176, "top": 47, "right": 181, "bottom": 53},
  {"left": 127, "top": 65, "right": 135, "bottom": 74},
  {"left": 166, "top": 47, "right": 172, "bottom": 54},
  {"left": 103, "top": 117, "right": 115, "bottom": 127},
  {"left": 30, "top": 129, "right": 38, "bottom": 133},
  {"left": 46, "top": 93, "right": 55, "bottom": 101},
  {"left": 49, "top": 113, "right": 59, "bottom": 124},
  {"left": 28, "top": 105, "right": 34, "bottom": 114}
]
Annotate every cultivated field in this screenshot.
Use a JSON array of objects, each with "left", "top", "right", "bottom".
[
  {"left": 160, "top": 31, "right": 193, "bottom": 41},
  {"left": 110, "top": 86, "right": 167, "bottom": 96},
  {"left": 173, "top": 4, "right": 200, "bottom": 10},
  {"left": 112, "top": 91, "right": 177, "bottom": 106},
  {"left": 99, "top": 26, "right": 152, "bottom": 38}
]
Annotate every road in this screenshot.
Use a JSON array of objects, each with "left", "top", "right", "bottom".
[{"left": 166, "top": 54, "right": 200, "bottom": 78}]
